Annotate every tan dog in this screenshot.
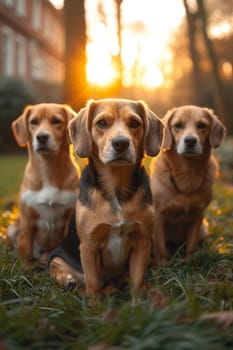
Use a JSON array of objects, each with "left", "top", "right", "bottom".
[
  {"left": 150, "top": 105, "right": 226, "bottom": 264},
  {"left": 7, "top": 103, "right": 79, "bottom": 269},
  {"left": 49, "top": 98, "right": 164, "bottom": 302}
]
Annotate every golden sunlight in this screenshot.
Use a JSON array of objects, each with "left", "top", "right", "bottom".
[
  {"left": 86, "top": 23, "right": 118, "bottom": 85},
  {"left": 209, "top": 22, "right": 232, "bottom": 38},
  {"left": 49, "top": 0, "right": 64, "bottom": 9},
  {"left": 85, "top": 0, "right": 185, "bottom": 88},
  {"left": 50, "top": 0, "right": 185, "bottom": 88},
  {"left": 85, "top": 0, "right": 119, "bottom": 85},
  {"left": 121, "top": 0, "right": 184, "bottom": 88}
]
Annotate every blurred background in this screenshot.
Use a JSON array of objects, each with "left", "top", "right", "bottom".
[{"left": 0, "top": 0, "right": 233, "bottom": 154}]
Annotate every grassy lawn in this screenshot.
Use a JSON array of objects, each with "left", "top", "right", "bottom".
[
  {"left": 0, "top": 153, "right": 27, "bottom": 198},
  {"left": 0, "top": 154, "right": 233, "bottom": 349}
]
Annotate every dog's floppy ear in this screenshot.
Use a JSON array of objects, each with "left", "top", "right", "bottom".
[
  {"left": 11, "top": 105, "right": 33, "bottom": 147},
  {"left": 162, "top": 108, "right": 176, "bottom": 150},
  {"left": 62, "top": 105, "right": 77, "bottom": 144},
  {"left": 136, "top": 101, "right": 164, "bottom": 156},
  {"left": 204, "top": 108, "right": 226, "bottom": 148},
  {"left": 62, "top": 104, "right": 77, "bottom": 121},
  {"left": 68, "top": 100, "right": 96, "bottom": 157}
]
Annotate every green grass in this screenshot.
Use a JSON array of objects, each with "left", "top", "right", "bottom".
[
  {"left": 0, "top": 153, "right": 27, "bottom": 198},
  {"left": 0, "top": 154, "right": 233, "bottom": 349}
]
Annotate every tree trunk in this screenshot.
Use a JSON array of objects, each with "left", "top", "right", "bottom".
[
  {"left": 197, "top": 0, "right": 228, "bottom": 124},
  {"left": 114, "top": 0, "right": 123, "bottom": 89},
  {"left": 63, "top": 0, "right": 88, "bottom": 110},
  {"left": 183, "top": 0, "right": 202, "bottom": 104}
]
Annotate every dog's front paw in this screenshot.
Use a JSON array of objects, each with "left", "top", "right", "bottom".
[
  {"left": 23, "top": 257, "right": 37, "bottom": 271},
  {"left": 150, "top": 254, "right": 170, "bottom": 266},
  {"left": 184, "top": 252, "right": 194, "bottom": 261},
  {"left": 87, "top": 294, "right": 103, "bottom": 308}
]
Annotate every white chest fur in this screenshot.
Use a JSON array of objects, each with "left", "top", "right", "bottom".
[
  {"left": 21, "top": 186, "right": 77, "bottom": 231},
  {"left": 107, "top": 220, "right": 132, "bottom": 266}
]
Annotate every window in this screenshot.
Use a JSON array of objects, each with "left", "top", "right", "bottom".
[
  {"left": 32, "top": 0, "right": 41, "bottom": 30},
  {"left": 29, "top": 40, "right": 43, "bottom": 80},
  {"left": 15, "top": 0, "right": 26, "bottom": 17},
  {"left": 15, "top": 35, "right": 26, "bottom": 76},
  {"left": 43, "top": 8, "right": 50, "bottom": 39},
  {"left": 1, "top": 26, "right": 14, "bottom": 76},
  {"left": 2, "top": 0, "right": 13, "bottom": 7}
]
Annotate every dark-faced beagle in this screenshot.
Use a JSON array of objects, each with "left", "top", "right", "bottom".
[{"left": 49, "top": 98, "right": 164, "bottom": 302}]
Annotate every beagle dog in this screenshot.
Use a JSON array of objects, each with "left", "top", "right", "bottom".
[
  {"left": 49, "top": 98, "right": 164, "bottom": 302},
  {"left": 150, "top": 105, "right": 226, "bottom": 264},
  {"left": 7, "top": 103, "right": 79, "bottom": 269}
]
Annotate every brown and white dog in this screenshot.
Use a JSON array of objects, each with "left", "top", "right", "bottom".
[
  {"left": 49, "top": 98, "right": 164, "bottom": 302},
  {"left": 150, "top": 105, "right": 226, "bottom": 264},
  {"left": 7, "top": 103, "right": 79, "bottom": 269}
]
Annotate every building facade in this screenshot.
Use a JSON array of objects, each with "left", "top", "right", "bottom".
[{"left": 0, "top": 0, "right": 65, "bottom": 101}]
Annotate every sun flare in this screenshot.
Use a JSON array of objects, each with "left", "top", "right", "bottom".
[
  {"left": 86, "top": 23, "right": 118, "bottom": 86},
  {"left": 50, "top": 0, "right": 185, "bottom": 88},
  {"left": 85, "top": 0, "right": 185, "bottom": 88}
]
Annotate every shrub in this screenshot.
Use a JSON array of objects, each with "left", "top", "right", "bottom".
[{"left": 0, "top": 77, "right": 38, "bottom": 153}]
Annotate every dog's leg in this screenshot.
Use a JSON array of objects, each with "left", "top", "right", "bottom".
[
  {"left": 185, "top": 215, "right": 203, "bottom": 259},
  {"left": 129, "top": 238, "right": 151, "bottom": 303},
  {"left": 6, "top": 218, "right": 20, "bottom": 249},
  {"left": 17, "top": 220, "right": 35, "bottom": 270},
  {"left": 80, "top": 242, "right": 102, "bottom": 296},
  {"left": 152, "top": 213, "right": 169, "bottom": 265}
]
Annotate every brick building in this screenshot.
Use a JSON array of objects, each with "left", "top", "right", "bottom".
[
  {"left": 0, "top": 0, "right": 65, "bottom": 101},
  {"left": 0, "top": 0, "right": 65, "bottom": 152}
]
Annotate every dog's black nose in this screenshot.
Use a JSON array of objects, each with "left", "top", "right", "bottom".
[
  {"left": 112, "top": 136, "right": 129, "bottom": 153},
  {"left": 36, "top": 132, "right": 49, "bottom": 144},
  {"left": 184, "top": 135, "right": 197, "bottom": 148}
]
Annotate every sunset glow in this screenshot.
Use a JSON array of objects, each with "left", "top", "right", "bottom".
[
  {"left": 51, "top": 0, "right": 185, "bottom": 88},
  {"left": 49, "top": 0, "right": 64, "bottom": 9},
  {"left": 122, "top": 0, "right": 185, "bottom": 87},
  {"left": 86, "top": 39, "right": 118, "bottom": 86},
  {"left": 209, "top": 21, "right": 232, "bottom": 38},
  {"left": 85, "top": 0, "right": 185, "bottom": 88},
  {"left": 85, "top": 0, "right": 119, "bottom": 86}
]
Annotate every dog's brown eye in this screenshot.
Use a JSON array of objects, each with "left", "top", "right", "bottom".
[
  {"left": 129, "top": 119, "right": 141, "bottom": 128},
  {"left": 174, "top": 122, "right": 183, "bottom": 129},
  {"left": 96, "top": 119, "right": 108, "bottom": 129},
  {"left": 30, "top": 118, "right": 39, "bottom": 125},
  {"left": 197, "top": 122, "right": 207, "bottom": 129},
  {"left": 51, "top": 117, "right": 62, "bottom": 125}
]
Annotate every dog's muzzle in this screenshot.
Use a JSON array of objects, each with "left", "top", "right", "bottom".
[
  {"left": 35, "top": 131, "right": 51, "bottom": 153},
  {"left": 104, "top": 135, "right": 135, "bottom": 164},
  {"left": 177, "top": 134, "right": 202, "bottom": 156},
  {"left": 37, "top": 131, "right": 49, "bottom": 144},
  {"left": 184, "top": 135, "right": 197, "bottom": 150},
  {"left": 111, "top": 136, "right": 130, "bottom": 154}
]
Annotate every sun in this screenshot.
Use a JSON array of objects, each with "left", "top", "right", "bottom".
[
  {"left": 86, "top": 0, "right": 184, "bottom": 88},
  {"left": 85, "top": 20, "right": 119, "bottom": 86},
  {"left": 50, "top": 0, "right": 185, "bottom": 88},
  {"left": 49, "top": 0, "right": 64, "bottom": 9}
]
